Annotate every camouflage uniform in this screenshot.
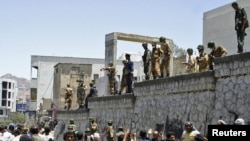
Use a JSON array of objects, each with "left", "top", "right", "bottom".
[
  {"left": 77, "top": 82, "right": 86, "bottom": 108},
  {"left": 207, "top": 42, "right": 227, "bottom": 70},
  {"left": 89, "top": 117, "right": 98, "bottom": 134},
  {"left": 159, "top": 37, "right": 172, "bottom": 77},
  {"left": 101, "top": 62, "right": 116, "bottom": 95},
  {"left": 68, "top": 119, "right": 77, "bottom": 131},
  {"left": 64, "top": 84, "right": 73, "bottom": 110},
  {"left": 196, "top": 45, "right": 209, "bottom": 72},
  {"left": 119, "top": 60, "right": 128, "bottom": 94},
  {"left": 142, "top": 42, "right": 152, "bottom": 80},
  {"left": 151, "top": 42, "right": 163, "bottom": 79},
  {"left": 106, "top": 120, "right": 115, "bottom": 141},
  {"left": 183, "top": 48, "right": 197, "bottom": 73},
  {"left": 232, "top": 2, "right": 249, "bottom": 53}
]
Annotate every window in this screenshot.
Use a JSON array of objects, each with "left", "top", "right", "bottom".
[
  {"left": 0, "top": 110, "right": 3, "bottom": 115},
  {"left": 93, "top": 74, "right": 99, "bottom": 81},
  {"left": 2, "top": 100, "right": 6, "bottom": 106},
  {"left": 8, "top": 82, "right": 11, "bottom": 89},
  {"left": 2, "top": 81, "right": 7, "bottom": 89},
  {"left": 8, "top": 92, "right": 11, "bottom": 98},
  {"left": 8, "top": 101, "right": 10, "bottom": 107},
  {"left": 2, "top": 90, "right": 7, "bottom": 99}
]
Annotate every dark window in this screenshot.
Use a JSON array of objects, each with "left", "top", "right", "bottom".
[
  {"left": 2, "top": 100, "right": 7, "bottom": 106},
  {"left": 0, "top": 110, "right": 3, "bottom": 115},
  {"left": 8, "top": 92, "right": 11, "bottom": 98},
  {"left": 2, "top": 90, "right": 7, "bottom": 99},
  {"left": 2, "top": 81, "right": 7, "bottom": 89},
  {"left": 8, "top": 82, "right": 11, "bottom": 89},
  {"left": 8, "top": 101, "right": 11, "bottom": 107}
]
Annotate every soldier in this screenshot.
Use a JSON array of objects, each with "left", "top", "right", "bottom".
[
  {"left": 77, "top": 82, "right": 87, "bottom": 108},
  {"left": 68, "top": 119, "right": 77, "bottom": 132},
  {"left": 196, "top": 45, "right": 209, "bottom": 72},
  {"left": 182, "top": 48, "right": 197, "bottom": 73},
  {"left": 232, "top": 2, "right": 249, "bottom": 53},
  {"left": 207, "top": 41, "right": 227, "bottom": 70},
  {"left": 125, "top": 53, "right": 134, "bottom": 93},
  {"left": 159, "top": 36, "right": 172, "bottom": 77},
  {"left": 64, "top": 84, "right": 73, "bottom": 110},
  {"left": 89, "top": 117, "right": 98, "bottom": 134},
  {"left": 151, "top": 42, "right": 163, "bottom": 79},
  {"left": 106, "top": 120, "right": 115, "bottom": 141},
  {"left": 142, "top": 42, "right": 152, "bottom": 80},
  {"left": 101, "top": 61, "right": 116, "bottom": 95},
  {"left": 118, "top": 60, "right": 128, "bottom": 95},
  {"left": 85, "top": 82, "right": 98, "bottom": 109}
]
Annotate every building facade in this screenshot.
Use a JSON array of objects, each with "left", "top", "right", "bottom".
[
  {"left": 30, "top": 55, "right": 144, "bottom": 110},
  {"left": 203, "top": 0, "right": 250, "bottom": 55},
  {"left": 0, "top": 78, "right": 17, "bottom": 120}
]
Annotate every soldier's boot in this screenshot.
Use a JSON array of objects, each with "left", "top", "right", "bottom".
[
  {"left": 160, "top": 73, "right": 164, "bottom": 78},
  {"left": 166, "top": 73, "right": 169, "bottom": 77},
  {"left": 118, "top": 91, "right": 121, "bottom": 95},
  {"left": 237, "top": 45, "right": 243, "bottom": 53}
]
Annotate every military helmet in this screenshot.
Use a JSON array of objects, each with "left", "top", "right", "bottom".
[
  {"left": 108, "top": 61, "right": 113, "bottom": 66},
  {"left": 70, "top": 119, "right": 74, "bottom": 124},
  {"left": 89, "top": 117, "right": 94, "bottom": 121},
  {"left": 207, "top": 41, "right": 215, "bottom": 48},
  {"left": 187, "top": 48, "right": 193, "bottom": 53},
  {"left": 197, "top": 45, "right": 204, "bottom": 50},
  {"left": 107, "top": 119, "right": 113, "bottom": 124},
  {"left": 159, "top": 36, "right": 166, "bottom": 42}
]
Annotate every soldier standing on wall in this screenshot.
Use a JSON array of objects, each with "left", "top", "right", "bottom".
[
  {"left": 159, "top": 36, "right": 171, "bottom": 78},
  {"left": 232, "top": 2, "right": 249, "bottom": 53},
  {"left": 151, "top": 42, "right": 163, "bottom": 79},
  {"left": 118, "top": 60, "right": 128, "bottom": 95},
  {"left": 142, "top": 42, "right": 152, "bottom": 80},
  {"left": 182, "top": 48, "right": 197, "bottom": 73},
  {"left": 125, "top": 53, "right": 134, "bottom": 93},
  {"left": 64, "top": 84, "right": 73, "bottom": 110},
  {"left": 100, "top": 61, "right": 116, "bottom": 95},
  {"left": 196, "top": 45, "right": 209, "bottom": 72},
  {"left": 77, "top": 82, "right": 87, "bottom": 109}
]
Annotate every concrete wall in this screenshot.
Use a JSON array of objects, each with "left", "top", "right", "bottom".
[
  {"left": 203, "top": 0, "right": 250, "bottom": 55},
  {"left": 54, "top": 52, "right": 250, "bottom": 140}
]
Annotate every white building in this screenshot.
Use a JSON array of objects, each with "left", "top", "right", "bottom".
[
  {"left": 0, "top": 78, "right": 17, "bottom": 120},
  {"left": 30, "top": 55, "right": 144, "bottom": 110},
  {"left": 203, "top": 0, "right": 250, "bottom": 54}
]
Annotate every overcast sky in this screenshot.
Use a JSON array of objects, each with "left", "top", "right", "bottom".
[{"left": 0, "top": 0, "right": 235, "bottom": 79}]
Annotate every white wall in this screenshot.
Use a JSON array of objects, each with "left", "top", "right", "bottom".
[{"left": 203, "top": 0, "right": 250, "bottom": 54}]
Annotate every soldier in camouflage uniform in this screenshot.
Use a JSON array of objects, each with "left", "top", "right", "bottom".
[
  {"left": 118, "top": 60, "right": 128, "bottom": 95},
  {"left": 151, "top": 42, "right": 163, "bottom": 79},
  {"left": 142, "top": 42, "right": 152, "bottom": 80},
  {"left": 64, "top": 84, "right": 73, "bottom": 110},
  {"left": 106, "top": 120, "right": 115, "bottom": 141},
  {"left": 182, "top": 48, "right": 197, "bottom": 73},
  {"left": 101, "top": 61, "right": 116, "bottom": 95},
  {"left": 196, "top": 45, "right": 209, "bottom": 72},
  {"left": 207, "top": 41, "right": 228, "bottom": 70},
  {"left": 77, "top": 82, "right": 87, "bottom": 108},
  {"left": 232, "top": 2, "right": 249, "bottom": 53},
  {"left": 68, "top": 119, "right": 77, "bottom": 131},
  {"left": 89, "top": 117, "right": 98, "bottom": 134},
  {"left": 159, "top": 36, "right": 172, "bottom": 77}
]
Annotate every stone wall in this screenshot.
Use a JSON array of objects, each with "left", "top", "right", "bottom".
[{"left": 55, "top": 52, "right": 250, "bottom": 139}]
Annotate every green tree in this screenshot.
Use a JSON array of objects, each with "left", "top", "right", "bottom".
[
  {"left": 9, "top": 112, "right": 26, "bottom": 124},
  {"left": 173, "top": 43, "right": 187, "bottom": 58}
]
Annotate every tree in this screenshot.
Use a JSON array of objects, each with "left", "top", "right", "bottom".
[
  {"left": 9, "top": 112, "right": 26, "bottom": 124},
  {"left": 172, "top": 43, "right": 187, "bottom": 58}
]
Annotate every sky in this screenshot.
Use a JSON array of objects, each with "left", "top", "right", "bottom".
[{"left": 0, "top": 0, "right": 235, "bottom": 79}]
